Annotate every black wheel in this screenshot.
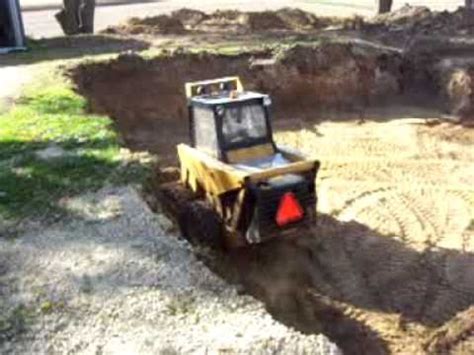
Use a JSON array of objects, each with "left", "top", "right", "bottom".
[{"left": 180, "top": 200, "right": 224, "bottom": 249}]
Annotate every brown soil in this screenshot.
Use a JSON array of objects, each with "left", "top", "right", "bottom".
[
  {"left": 71, "top": 43, "right": 409, "bottom": 163},
  {"left": 70, "top": 34, "right": 474, "bottom": 355},
  {"left": 103, "top": 8, "right": 342, "bottom": 35},
  {"left": 99, "top": 5, "right": 474, "bottom": 122},
  {"left": 104, "top": 15, "right": 186, "bottom": 35},
  {"left": 102, "top": 5, "right": 474, "bottom": 43},
  {"left": 425, "top": 306, "right": 474, "bottom": 354},
  {"left": 367, "top": 5, "right": 473, "bottom": 38}
]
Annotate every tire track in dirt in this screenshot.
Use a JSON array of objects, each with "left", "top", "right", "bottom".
[
  {"left": 399, "top": 193, "right": 443, "bottom": 248},
  {"left": 336, "top": 187, "right": 394, "bottom": 220},
  {"left": 277, "top": 119, "right": 474, "bottom": 344}
]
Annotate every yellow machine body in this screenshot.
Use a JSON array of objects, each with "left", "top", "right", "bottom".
[{"left": 178, "top": 77, "right": 320, "bottom": 247}]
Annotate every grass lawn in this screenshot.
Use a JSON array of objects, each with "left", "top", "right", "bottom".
[{"left": 0, "top": 68, "right": 151, "bottom": 227}]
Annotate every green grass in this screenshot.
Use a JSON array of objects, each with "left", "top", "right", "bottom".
[{"left": 0, "top": 77, "right": 150, "bottom": 222}]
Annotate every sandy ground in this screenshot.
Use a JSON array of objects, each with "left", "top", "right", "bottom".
[
  {"left": 0, "top": 186, "right": 339, "bottom": 354},
  {"left": 275, "top": 117, "right": 473, "bottom": 254},
  {"left": 154, "top": 114, "right": 474, "bottom": 354},
  {"left": 231, "top": 115, "right": 474, "bottom": 353}
]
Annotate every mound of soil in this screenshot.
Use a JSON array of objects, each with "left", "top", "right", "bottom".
[
  {"left": 104, "top": 15, "right": 186, "bottom": 35},
  {"left": 103, "top": 8, "right": 340, "bottom": 36},
  {"left": 170, "top": 8, "right": 209, "bottom": 28},
  {"left": 366, "top": 5, "right": 473, "bottom": 37}
]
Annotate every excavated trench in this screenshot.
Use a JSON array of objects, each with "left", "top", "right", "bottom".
[
  {"left": 71, "top": 44, "right": 474, "bottom": 354},
  {"left": 72, "top": 43, "right": 418, "bottom": 164}
]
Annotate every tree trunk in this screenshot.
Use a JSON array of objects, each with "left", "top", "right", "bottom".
[
  {"left": 55, "top": 0, "right": 95, "bottom": 35},
  {"left": 376, "top": 0, "right": 393, "bottom": 14},
  {"left": 79, "top": 0, "right": 95, "bottom": 33}
]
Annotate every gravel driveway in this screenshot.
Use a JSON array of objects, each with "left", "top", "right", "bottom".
[{"left": 0, "top": 186, "right": 339, "bottom": 354}]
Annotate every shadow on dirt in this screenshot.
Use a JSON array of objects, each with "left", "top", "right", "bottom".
[{"left": 175, "top": 205, "right": 474, "bottom": 355}]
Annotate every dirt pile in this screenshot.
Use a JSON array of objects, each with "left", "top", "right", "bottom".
[
  {"left": 104, "top": 15, "right": 186, "bottom": 35},
  {"left": 103, "top": 6, "right": 474, "bottom": 40},
  {"left": 171, "top": 8, "right": 209, "bottom": 28},
  {"left": 103, "top": 8, "right": 339, "bottom": 35},
  {"left": 366, "top": 5, "right": 473, "bottom": 37}
]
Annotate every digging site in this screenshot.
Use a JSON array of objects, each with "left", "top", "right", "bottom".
[{"left": 67, "top": 6, "right": 474, "bottom": 355}]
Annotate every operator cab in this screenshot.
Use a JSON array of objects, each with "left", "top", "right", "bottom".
[{"left": 186, "top": 77, "right": 288, "bottom": 170}]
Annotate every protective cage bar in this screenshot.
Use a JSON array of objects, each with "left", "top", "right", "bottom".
[{"left": 185, "top": 77, "right": 244, "bottom": 99}]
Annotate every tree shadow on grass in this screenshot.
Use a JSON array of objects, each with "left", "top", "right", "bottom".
[
  {"left": 0, "top": 35, "right": 150, "bottom": 67},
  {"left": 0, "top": 137, "right": 147, "bottom": 228}
]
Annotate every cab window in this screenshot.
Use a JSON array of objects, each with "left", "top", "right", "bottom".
[{"left": 221, "top": 104, "right": 268, "bottom": 147}]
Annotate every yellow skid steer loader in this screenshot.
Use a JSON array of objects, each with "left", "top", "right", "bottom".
[{"left": 177, "top": 77, "right": 320, "bottom": 248}]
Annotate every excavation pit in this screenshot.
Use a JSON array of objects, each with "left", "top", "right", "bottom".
[{"left": 71, "top": 44, "right": 474, "bottom": 354}]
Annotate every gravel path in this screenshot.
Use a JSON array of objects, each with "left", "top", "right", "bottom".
[{"left": 0, "top": 186, "right": 339, "bottom": 354}]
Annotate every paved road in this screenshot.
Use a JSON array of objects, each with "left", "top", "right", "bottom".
[{"left": 22, "top": 0, "right": 462, "bottom": 39}]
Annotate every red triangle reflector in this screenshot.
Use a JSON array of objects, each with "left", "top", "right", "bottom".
[{"left": 276, "top": 192, "right": 304, "bottom": 227}]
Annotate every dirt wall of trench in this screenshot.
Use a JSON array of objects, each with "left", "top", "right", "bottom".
[{"left": 71, "top": 43, "right": 409, "bottom": 160}]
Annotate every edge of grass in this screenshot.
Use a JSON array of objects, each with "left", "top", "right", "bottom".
[{"left": 0, "top": 65, "right": 152, "bottom": 224}]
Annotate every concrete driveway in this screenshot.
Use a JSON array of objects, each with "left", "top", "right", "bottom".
[{"left": 21, "top": 0, "right": 463, "bottom": 38}]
